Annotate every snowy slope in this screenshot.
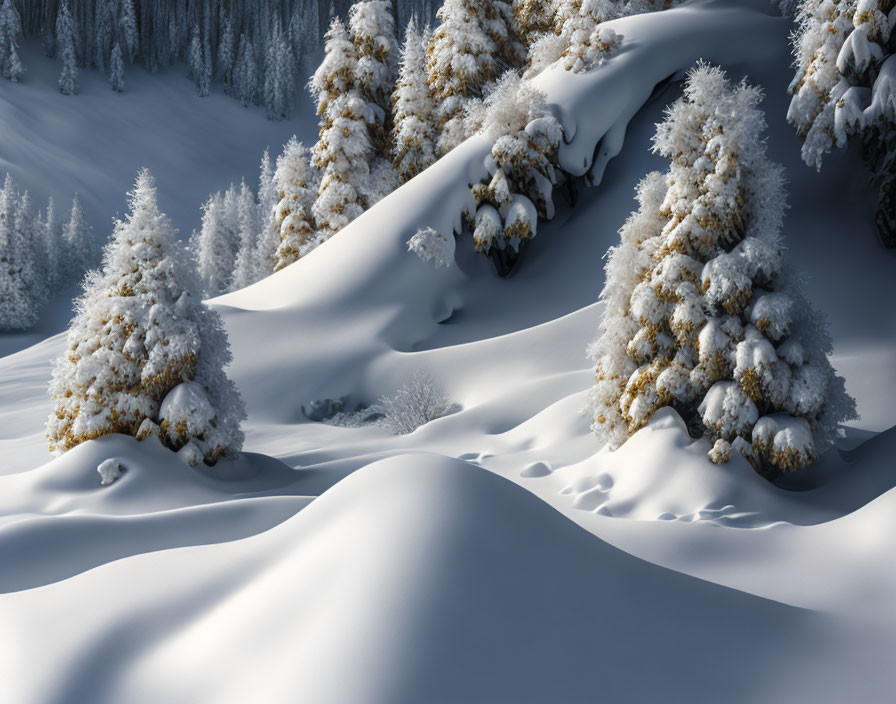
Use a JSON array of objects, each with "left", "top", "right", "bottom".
[
  {"left": 0, "top": 41, "right": 317, "bottom": 240},
  {"left": 0, "top": 1, "right": 895, "bottom": 702}
]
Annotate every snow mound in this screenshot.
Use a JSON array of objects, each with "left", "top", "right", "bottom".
[{"left": 3, "top": 454, "right": 889, "bottom": 704}]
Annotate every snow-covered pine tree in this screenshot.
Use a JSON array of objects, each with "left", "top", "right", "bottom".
[
  {"left": 119, "top": 0, "right": 138, "bottom": 61},
  {"left": 38, "top": 196, "right": 61, "bottom": 289},
  {"left": 14, "top": 190, "right": 44, "bottom": 303},
  {"left": 47, "top": 169, "right": 245, "bottom": 466},
  {"left": 310, "top": 17, "right": 372, "bottom": 238},
  {"left": 0, "top": 0, "right": 25, "bottom": 82},
  {"left": 217, "top": 11, "right": 235, "bottom": 87},
  {"left": 199, "top": 28, "right": 212, "bottom": 97},
  {"left": 467, "top": 72, "right": 562, "bottom": 274},
  {"left": 188, "top": 23, "right": 203, "bottom": 89},
  {"left": 0, "top": 176, "right": 39, "bottom": 330},
  {"left": 350, "top": 0, "right": 400, "bottom": 155},
  {"left": 514, "top": 0, "right": 555, "bottom": 46},
  {"left": 392, "top": 17, "right": 436, "bottom": 182},
  {"left": 56, "top": 1, "right": 78, "bottom": 95},
  {"left": 94, "top": 0, "right": 113, "bottom": 72},
  {"left": 253, "top": 149, "right": 282, "bottom": 276},
  {"left": 586, "top": 64, "right": 857, "bottom": 475},
  {"left": 427, "top": 0, "right": 503, "bottom": 154},
  {"left": 109, "top": 42, "right": 124, "bottom": 91},
  {"left": 233, "top": 33, "right": 258, "bottom": 107},
  {"left": 232, "top": 181, "right": 263, "bottom": 289},
  {"left": 196, "top": 190, "right": 240, "bottom": 296},
  {"left": 273, "top": 137, "right": 318, "bottom": 271},
  {"left": 788, "top": 0, "right": 896, "bottom": 246},
  {"left": 264, "top": 20, "right": 295, "bottom": 119},
  {"left": 62, "top": 194, "right": 95, "bottom": 281}
]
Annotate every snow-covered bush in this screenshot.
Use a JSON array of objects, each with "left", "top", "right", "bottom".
[
  {"left": 407, "top": 227, "right": 454, "bottom": 268},
  {"left": 465, "top": 72, "right": 563, "bottom": 273},
  {"left": 377, "top": 371, "right": 455, "bottom": 434},
  {"left": 586, "top": 64, "right": 857, "bottom": 475},
  {"left": 788, "top": 0, "right": 896, "bottom": 246},
  {"left": 47, "top": 169, "right": 245, "bottom": 465},
  {"left": 392, "top": 17, "right": 436, "bottom": 183}
]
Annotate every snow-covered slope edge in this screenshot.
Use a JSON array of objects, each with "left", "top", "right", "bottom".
[{"left": 3, "top": 454, "right": 893, "bottom": 704}]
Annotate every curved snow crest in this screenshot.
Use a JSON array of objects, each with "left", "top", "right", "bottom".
[
  {"left": 0, "top": 454, "right": 871, "bottom": 704},
  {"left": 210, "top": 0, "right": 784, "bottom": 418}
]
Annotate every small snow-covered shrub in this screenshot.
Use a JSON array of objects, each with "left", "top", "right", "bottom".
[
  {"left": 788, "top": 0, "right": 896, "bottom": 246},
  {"left": 585, "top": 64, "right": 857, "bottom": 475},
  {"left": 47, "top": 170, "right": 245, "bottom": 466},
  {"left": 377, "top": 371, "right": 455, "bottom": 435},
  {"left": 408, "top": 227, "right": 454, "bottom": 268},
  {"left": 465, "top": 72, "right": 563, "bottom": 274}
]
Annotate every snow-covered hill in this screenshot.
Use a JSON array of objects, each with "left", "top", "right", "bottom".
[{"left": 0, "top": 1, "right": 894, "bottom": 702}]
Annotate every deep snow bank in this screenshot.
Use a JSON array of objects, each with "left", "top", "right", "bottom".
[{"left": 3, "top": 455, "right": 889, "bottom": 704}]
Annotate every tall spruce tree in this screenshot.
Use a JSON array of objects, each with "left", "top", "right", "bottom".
[
  {"left": 392, "top": 17, "right": 436, "bottom": 183},
  {"left": 273, "top": 137, "right": 318, "bottom": 271},
  {"left": 310, "top": 17, "right": 372, "bottom": 238},
  {"left": 62, "top": 194, "right": 95, "bottom": 279},
  {"left": 56, "top": 1, "right": 79, "bottom": 95},
  {"left": 47, "top": 169, "right": 245, "bottom": 465},
  {"left": 586, "top": 64, "right": 857, "bottom": 474},
  {"left": 0, "top": 0, "right": 24, "bottom": 82}
]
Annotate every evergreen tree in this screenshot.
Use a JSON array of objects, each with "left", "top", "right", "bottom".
[
  {"left": 392, "top": 17, "right": 436, "bottom": 182},
  {"left": 273, "top": 137, "right": 318, "bottom": 270},
  {"left": 426, "top": 0, "right": 503, "bottom": 154},
  {"left": 350, "top": 0, "right": 400, "bottom": 153},
  {"left": 188, "top": 23, "right": 203, "bottom": 86},
  {"left": 217, "top": 11, "right": 235, "bottom": 87},
  {"left": 62, "top": 194, "right": 95, "bottom": 280},
  {"left": 95, "top": 0, "right": 114, "bottom": 72},
  {"left": 586, "top": 64, "right": 857, "bottom": 474},
  {"left": 264, "top": 20, "right": 295, "bottom": 119},
  {"left": 513, "top": 0, "right": 554, "bottom": 45},
  {"left": 199, "top": 30, "right": 212, "bottom": 97},
  {"left": 233, "top": 33, "right": 257, "bottom": 107},
  {"left": 118, "top": 0, "right": 138, "bottom": 61},
  {"left": 232, "top": 182, "right": 262, "bottom": 289},
  {"left": 39, "top": 196, "right": 61, "bottom": 289},
  {"left": 788, "top": 0, "right": 896, "bottom": 247},
  {"left": 56, "top": 1, "right": 79, "bottom": 95},
  {"left": 0, "top": 0, "right": 25, "bottom": 82},
  {"left": 109, "top": 42, "right": 124, "bottom": 91},
  {"left": 47, "top": 169, "right": 245, "bottom": 466},
  {"left": 310, "top": 18, "right": 372, "bottom": 238},
  {"left": 196, "top": 190, "right": 239, "bottom": 296},
  {"left": 0, "top": 176, "right": 39, "bottom": 330},
  {"left": 254, "top": 148, "right": 282, "bottom": 276}
]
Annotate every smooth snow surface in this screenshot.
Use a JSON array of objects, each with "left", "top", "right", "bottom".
[{"left": 1, "top": 1, "right": 895, "bottom": 702}]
